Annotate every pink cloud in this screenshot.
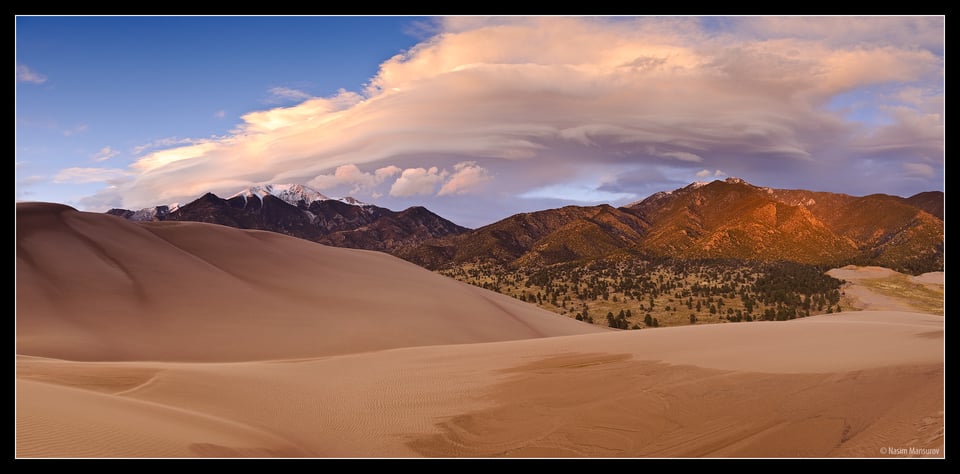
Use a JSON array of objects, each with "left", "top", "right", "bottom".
[
  {"left": 438, "top": 161, "right": 492, "bottom": 196},
  {"left": 390, "top": 167, "right": 447, "bottom": 197},
  {"left": 75, "top": 17, "right": 942, "bottom": 213}
]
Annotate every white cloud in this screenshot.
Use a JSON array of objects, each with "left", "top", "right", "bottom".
[
  {"left": 438, "top": 161, "right": 492, "bottom": 195},
  {"left": 92, "top": 146, "right": 119, "bottom": 162},
  {"left": 132, "top": 137, "right": 204, "bottom": 155},
  {"left": 214, "top": 110, "right": 226, "bottom": 119},
  {"left": 266, "top": 87, "right": 312, "bottom": 104},
  {"left": 390, "top": 167, "right": 448, "bottom": 197},
  {"left": 16, "top": 64, "right": 47, "bottom": 84},
  {"left": 307, "top": 164, "right": 402, "bottom": 194},
  {"left": 696, "top": 169, "right": 727, "bottom": 178},
  {"left": 53, "top": 167, "right": 131, "bottom": 184}
]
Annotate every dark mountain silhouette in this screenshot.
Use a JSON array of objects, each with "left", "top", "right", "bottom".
[{"left": 107, "top": 185, "right": 468, "bottom": 254}]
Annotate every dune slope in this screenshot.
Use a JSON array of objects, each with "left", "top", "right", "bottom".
[
  {"left": 17, "top": 312, "right": 943, "bottom": 457},
  {"left": 16, "top": 203, "right": 604, "bottom": 362}
]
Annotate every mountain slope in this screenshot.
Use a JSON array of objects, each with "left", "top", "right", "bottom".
[
  {"left": 629, "top": 179, "right": 861, "bottom": 263},
  {"left": 904, "top": 191, "right": 944, "bottom": 219},
  {"left": 16, "top": 203, "right": 602, "bottom": 362},
  {"left": 404, "top": 178, "right": 943, "bottom": 273},
  {"left": 396, "top": 205, "right": 649, "bottom": 268},
  {"left": 631, "top": 179, "right": 943, "bottom": 272}
]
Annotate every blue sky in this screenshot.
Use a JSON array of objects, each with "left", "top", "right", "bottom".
[
  {"left": 16, "top": 16, "right": 944, "bottom": 228},
  {"left": 16, "top": 16, "right": 425, "bottom": 204}
]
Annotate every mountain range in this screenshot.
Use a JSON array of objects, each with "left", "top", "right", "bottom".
[
  {"left": 108, "top": 178, "right": 944, "bottom": 274},
  {"left": 108, "top": 184, "right": 467, "bottom": 253},
  {"left": 400, "top": 178, "right": 943, "bottom": 273}
]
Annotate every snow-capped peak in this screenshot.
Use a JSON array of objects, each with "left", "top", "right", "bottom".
[
  {"left": 229, "top": 184, "right": 331, "bottom": 206},
  {"left": 338, "top": 196, "right": 370, "bottom": 206},
  {"left": 127, "top": 203, "right": 179, "bottom": 221},
  {"left": 724, "top": 177, "right": 748, "bottom": 185}
]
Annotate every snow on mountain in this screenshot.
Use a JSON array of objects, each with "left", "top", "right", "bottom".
[
  {"left": 337, "top": 196, "right": 371, "bottom": 207},
  {"left": 229, "top": 184, "right": 331, "bottom": 207},
  {"left": 226, "top": 184, "right": 378, "bottom": 208},
  {"left": 125, "top": 204, "right": 178, "bottom": 222}
]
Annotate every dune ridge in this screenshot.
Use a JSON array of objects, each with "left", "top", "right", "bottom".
[{"left": 16, "top": 203, "right": 603, "bottom": 362}]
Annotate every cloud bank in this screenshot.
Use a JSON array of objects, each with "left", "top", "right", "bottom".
[{"left": 73, "top": 16, "right": 943, "bottom": 227}]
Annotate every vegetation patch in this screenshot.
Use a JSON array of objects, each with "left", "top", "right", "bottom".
[
  {"left": 855, "top": 274, "right": 944, "bottom": 316},
  {"left": 439, "top": 257, "right": 843, "bottom": 329}
]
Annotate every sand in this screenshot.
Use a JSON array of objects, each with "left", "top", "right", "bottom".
[
  {"left": 16, "top": 204, "right": 944, "bottom": 458},
  {"left": 16, "top": 203, "right": 604, "bottom": 362}
]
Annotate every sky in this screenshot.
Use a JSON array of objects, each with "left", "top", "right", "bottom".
[{"left": 16, "top": 16, "right": 944, "bottom": 228}]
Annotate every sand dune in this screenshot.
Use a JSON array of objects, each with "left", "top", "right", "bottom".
[
  {"left": 16, "top": 203, "right": 943, "bottom": 457},
  {"left": 16, "top": 203, "right": 603, "bottom": 361},
  {"left": 17, "top": 312, "right": 942, "bottom": 457}
]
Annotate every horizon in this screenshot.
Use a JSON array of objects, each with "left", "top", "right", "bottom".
[
  {"left": 15, "top": 15, "right": 944, "bottom": 228},
  {"left": 14, "top": 175, "right": 942, "bottom": 229}
]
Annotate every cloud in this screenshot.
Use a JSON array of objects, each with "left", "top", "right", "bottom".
[
  {"left": 214, "top": 110, "right": 226, "bottom": 119},
  {"left": 695, "top": 169, "right": 727, "bottom": 178},
  {"left": 738, "top": 16, "right": 944, "bottom": 51},
  {"left": 266, "top": 87, "right": 312, "bottom": 104},
  {"left": 53, "top": 167, "right": 130, "bottom": 185},
  {"left": 62, "top": 124, "right": 89, "bottom": 137},
  {"left": 16, "top": 64, "right": 47, "bottom": 84},
  {"left": 132, "top": 137, "right": 204, "bottom": 155},
  {"left": 307, "top": 164, "right": 401, "bottom": 194},
  {"left": 650, "top": 148, "right": 703, "bottom": 163},
  {"left": 73, "top": 16, "right": 943, "bottom": 222},
  {"left": 92, "top": 146, "right": 119, "bottom": 162},
  {"left": 438, "top": 161, "right": 492, "bottom": 195},
  {"left": 902, "top": 162, "right": 934, "bottom": 179},
  {"left": 390, "top": 167, "right": 448, "bottom": 197}
]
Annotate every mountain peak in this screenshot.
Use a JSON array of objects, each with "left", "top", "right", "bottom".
[
  {"left": 229, "top": 183, "right": 331, "bottom": 207},
  {"left": 723, "top": 177, "right": 749, "bottom": 185}
]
